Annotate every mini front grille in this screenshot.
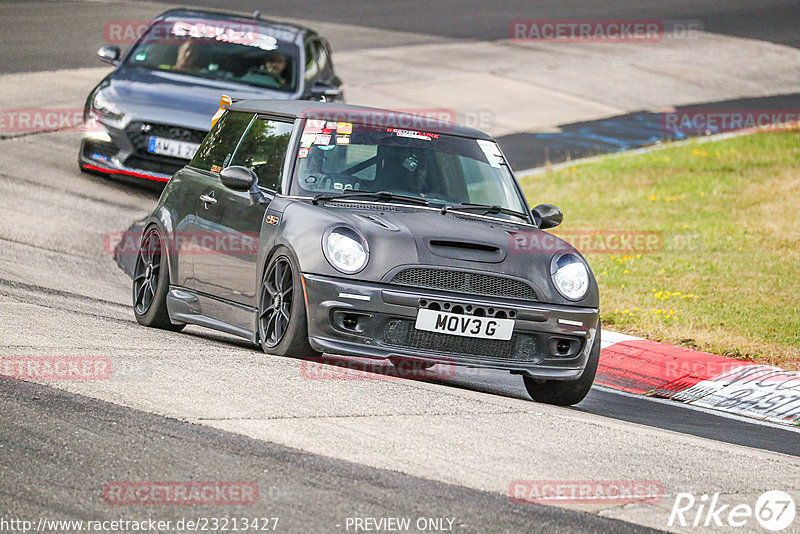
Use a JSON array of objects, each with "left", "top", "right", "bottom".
[
  {"left": 381, "top": 319, "right": 543, "bottom": 363},
  {"left": 390, "top": 268, "right": 537, "bottom": 301},
  {"left": 125, "top": 122, "right": 206, "bottom": 158}
]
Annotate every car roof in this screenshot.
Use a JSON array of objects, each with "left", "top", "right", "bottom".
[
  {"left": 154, "top": 8, "right": 311, "bottom": 43},
  {"left": 228, "top": 100, "right": 494, "bottom": 140}
]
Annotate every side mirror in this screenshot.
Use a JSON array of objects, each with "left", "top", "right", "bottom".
[
  {"left": 97, "top": 45, "right": 121, "bottom": 65},
  {"left": 220, "top": 166, "right": 257, "bottom": 192},
  {"left": 532, "top": 203, "right": 563, "bottom": 230},
  {"left": 220, "top": 166, "right": 269, "bottom": 206},
  {"left": 310, "top": 82, "right": 342, "bottom": 102}
]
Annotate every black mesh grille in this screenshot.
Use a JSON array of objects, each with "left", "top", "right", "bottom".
[
  {"left": 125, "top": 121, "right": 206, "bottom": 159},
  {"left": 390, "top": 268, "right": 537, "bottom": 300},
  {"left": 381, "top": 319, "right": 543, "bottom": 363},
  {"left": 123, "top": 156, "right": 183, "bottom": 176}
]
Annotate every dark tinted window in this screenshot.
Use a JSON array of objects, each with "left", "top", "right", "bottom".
[
  {"left": 290, "top": 122, "right": 527, "bottom": 220},
  {"left": 190, "top": 111, "right": 253, "bottom": 172},
  {"left": 229, "top": 118, "right": 294, "bottom": 191}
]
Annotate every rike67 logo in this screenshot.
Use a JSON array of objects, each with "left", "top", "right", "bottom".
[{"left": 669, "top": 490, "right": 796, "bottom": 531}]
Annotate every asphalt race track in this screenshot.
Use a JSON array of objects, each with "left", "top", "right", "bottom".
[{"left": 1, "top": 1, "right": 799, "bottom": 533}]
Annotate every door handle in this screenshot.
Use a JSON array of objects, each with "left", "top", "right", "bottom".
[{"left": 200, "top": 193, "right": 217, "bottom": 207}]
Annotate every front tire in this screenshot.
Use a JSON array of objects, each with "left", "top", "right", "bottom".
[
  {"left": 523, "top": 323, "right": 600, "bottom": 406},
  {"left": 132, "top": 225, "right": 184, "bottom": 331},
  {"left": 258, "top": 248, "right": 320, "bottom": 358}
]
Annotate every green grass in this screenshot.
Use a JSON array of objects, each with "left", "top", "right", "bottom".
[{"left": 518, "top": 131, "right": 800, "bottom": 369}]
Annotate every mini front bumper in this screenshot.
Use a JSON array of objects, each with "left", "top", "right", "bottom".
[{"left": 302, "top": 274, "right": 600, "bottom": 380}]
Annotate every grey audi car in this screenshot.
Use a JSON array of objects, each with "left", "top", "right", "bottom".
[{"left": 132, "top": 100, "right": 600, "bottom": 405}]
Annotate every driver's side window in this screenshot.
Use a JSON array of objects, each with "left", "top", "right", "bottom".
[{"left": 229, "top": 118, "right": 294, "bottom": 192}]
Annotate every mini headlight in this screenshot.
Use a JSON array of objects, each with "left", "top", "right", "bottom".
[
  {"left": 324, "top": 227, "right": 368, "bottom": 274},
  {"left": 551, "top": 253, "right": 589, "bottom": 301}
]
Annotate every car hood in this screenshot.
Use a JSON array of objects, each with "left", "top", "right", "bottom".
[
  {"left": 280, "top": 201, "right": 599, "bottom": 307},
  {"left": 99, "top": 65, "right": 295, "bottom": 131}
]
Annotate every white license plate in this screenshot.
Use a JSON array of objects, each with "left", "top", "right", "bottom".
[
  {"left": 415, "top": 308, "right": 514, "bottom": 340},
  {"left": 147, "top": 136, "right": 200, "bottom": 159}
]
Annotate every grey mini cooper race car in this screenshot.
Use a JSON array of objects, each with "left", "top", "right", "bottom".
[{"left": 132, "top": 99, "right": 600, "bottom": 405}]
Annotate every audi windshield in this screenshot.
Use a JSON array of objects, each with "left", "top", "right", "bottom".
[{"left": 125, "top": 19, "right": 299, "bottom": 92}]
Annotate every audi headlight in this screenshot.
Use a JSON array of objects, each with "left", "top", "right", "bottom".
[
  {"left": 91, "top": 91, "right": 126, "bottom": 122},
  {"left": 324, "top": 227, "right": 368, "bottom": 274},
  {"left": 551, "top": 253, "right": 589, "bottom": 301}
]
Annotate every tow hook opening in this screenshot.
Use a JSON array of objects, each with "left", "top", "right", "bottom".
[
  {"left": 332, "top": 310, "right": 371, "bottom": 334},
  {"left": 547, "top": 336, "right": 582, "bottom": 358}
]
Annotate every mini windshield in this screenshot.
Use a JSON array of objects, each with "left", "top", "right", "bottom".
[
  {"left": 126, "top": 19, "right": 298, "bottom": 92},
  {"left": 290, "top": 121, "right": 528, "bottom": 221}
]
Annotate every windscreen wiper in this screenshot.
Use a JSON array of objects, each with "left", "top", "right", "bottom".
[
  {"left": 312, "top": 191, "right": 430, "bottom": 206},
  {"left": 439, "top": 202, "right": 528, "bottom": 220}
]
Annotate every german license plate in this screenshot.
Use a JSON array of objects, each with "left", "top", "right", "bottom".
[
  {"left": 147, "top": 136, "right": 200, "bottom": 159},
  {"left": 414, "top": 308, "right": 514, "bottom": 340}
]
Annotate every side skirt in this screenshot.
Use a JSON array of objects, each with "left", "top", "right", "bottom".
[{"left": 166, "top": 287, "right": 258, "bottom": 344}]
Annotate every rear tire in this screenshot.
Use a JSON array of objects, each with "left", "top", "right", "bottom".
[
  {"left": 132, "top": 225, "right": 185, "bottom": 331},
  {"left": 258, "top": 247, "right": 320, "bottom": 358},
  {"left": 523, "top": 323, "right": 600, "bottom": 406}
]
